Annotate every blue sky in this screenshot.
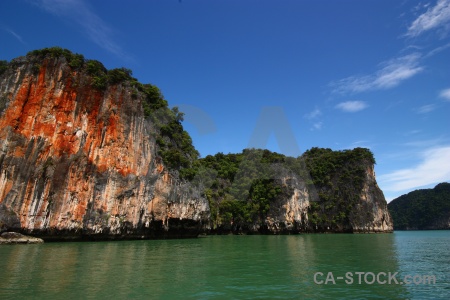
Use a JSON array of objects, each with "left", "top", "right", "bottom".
[{"left": 1, "top": 0, "right": 449, "bottom": 201}]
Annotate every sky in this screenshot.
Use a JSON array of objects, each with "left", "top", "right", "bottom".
[{"left": 0, "top": 0, "right": 449, "bottom": 201}]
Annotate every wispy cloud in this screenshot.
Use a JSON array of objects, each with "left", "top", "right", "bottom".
[
  {"left": 2, "top": 27, "right": 26, "bottom": 45},
  {"left": 310, "top": 122, "right": 322, "bottom": 131},
  {"left": 406, "top": 0, "right": 450, "bottom": 37},
  {"left": 36, "top": 0, "right": 126, "bottom": 58},
  {"left": 335, "top": 101, "right": 368, "bottom": 112},
  {"left": 304, "top": 108, "right": 321, "bottom": 119},
  {"left": 404, "top": 129, "right": 422, "bottom": 136},
  {"left": 439, "top": 88, "right": 450, "bottom": 101},
  {"left": 379, "top": 145, "right": 450, "bottom": 192},
  {"left": 330, "top": 54, "right": 423, "bottom": 94},
  {"left": 416, "top": 103, "right": 437, "bottom": 114},
  {"left": 424, "top": 42, "right": 450, "bottom": 58},
  {"left": 403, "top": 137, "right": 447, "bottom": 148}
]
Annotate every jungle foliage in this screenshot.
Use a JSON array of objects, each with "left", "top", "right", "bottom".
[
  {"left": 191, "top": 147, "right": 375, "bottom": 232},
  {"left": 303, "top": 147, "right": 375, "bottom": 230}
]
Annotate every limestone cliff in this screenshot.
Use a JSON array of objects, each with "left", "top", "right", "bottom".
[
  {"left": 0, "top": 49, "right": 393, "bottom": 239},
  {"left": 305, "top": 147, "right": 393, "bottom": 233},
  {"left": 201, "top": 148, "right": 393, "bottom": 234},
  {"left": 0, "top": 49, "right": 209, "bottom": 240},
  {"left": 348, "top": 165, "right": 393, "bottom": 232},
  {"left": 253, "top": 163, "right": 392, "bottom": 233},
  {"left": 265, "top": 164, "right": 392, "bottom": 233}
]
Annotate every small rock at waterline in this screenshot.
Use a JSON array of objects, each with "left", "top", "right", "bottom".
[{"left": 0, "top": 232, "right": 44, "bottom": 244}]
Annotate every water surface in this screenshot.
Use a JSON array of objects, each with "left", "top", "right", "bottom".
[{"left": 1, "top": 231, "right": 448, "bottom": 299}]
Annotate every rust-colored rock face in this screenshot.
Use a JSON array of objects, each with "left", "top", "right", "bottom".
[{"left": 0, "top": 55, "right": 209, "bottom": 240}]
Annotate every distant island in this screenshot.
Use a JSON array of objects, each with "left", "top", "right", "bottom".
[
  {"left": 0, "top": 47, "right": 392, "bottom": 240},
  {"left": 388, "top": 182, "right": 450, "bottom": 230}
]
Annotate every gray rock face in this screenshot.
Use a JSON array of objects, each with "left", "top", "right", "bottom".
[
  {"left": 349, "top": 166, "right": 393, "bottom": 233},
  {"left": 264, "top": 176, "right": 311, "bottom": 233}
]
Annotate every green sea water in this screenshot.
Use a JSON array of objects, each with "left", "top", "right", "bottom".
[{"left": 0, "top": 231, "right": 449, "bottom": 299}]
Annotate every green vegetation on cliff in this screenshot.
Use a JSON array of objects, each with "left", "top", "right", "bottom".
[
  {"left": 194, "top": 149, "right": 290, "bottom": 231},
  {"left": 304, "top": 147, "right": 376, "bottom": 231},
  {"left": 0, "top": 60, "right": 8, "bottom": 76},
  {"left": 388, "top": 183, "right": 450, "bottom": 230},
  {"left": 191, "top": 147, "right": 376, "bottom": 232}
]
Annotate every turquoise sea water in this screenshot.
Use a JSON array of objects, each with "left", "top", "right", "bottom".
[{"left": 0, "top": 231, "right": 449, "bottom": 299}]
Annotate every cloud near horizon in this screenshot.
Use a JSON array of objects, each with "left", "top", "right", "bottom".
[
  {"left": 330, "top": 54, "right": 423, "bottom": 94},
  {"left": 335, "top": 101, "right": 368, "bottom": 112},
  {"left": 406, "top": 0, "right": 450, "bottom": 37},
  {"left": 36, "top": 0, "right": 126, "bottom": 59},
  {"left": 379, "top": 145, "right": 450, "bottom": 192}
]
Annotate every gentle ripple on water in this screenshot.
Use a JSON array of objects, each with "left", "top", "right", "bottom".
[{"left": 0, "top": 231, "right": 449, "bottom": 299}]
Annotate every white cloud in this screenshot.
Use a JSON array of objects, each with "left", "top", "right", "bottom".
[
  {"left": 404, "top": 137, "right": 446, "bottom": 147},
  {"left": 424, "top": 42, "right": 450, "bottom": 58},
  {"left": 379, "top": 145, "right": 450, "bottom": 192},
  {"left": 335, "top": 101, "right": 368, "bottom": 112},
  {"left": 311, "top": 122, "right": 322, "bottom": 131},
  {"left": 330, "top": 54, "right": 423, "bottom": 94},
  {"left": 304, "top": 108, "right": 321, "bottom": 119},
  {"left": 439, "top": 88, "right": 450, "bottom": 101},
  {"left": 406, "top": 0, "right": 450, "bottom": 37},
  {"left": 416, "top": 104, "right": 437, "bottom": 113},
  {"left": 36, "top": 0, "right": 126, "bottom": 58}
]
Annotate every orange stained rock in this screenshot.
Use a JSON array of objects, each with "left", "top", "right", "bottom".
[{"left": 0, "top": 63, "right": 149, "bottom": 177}]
